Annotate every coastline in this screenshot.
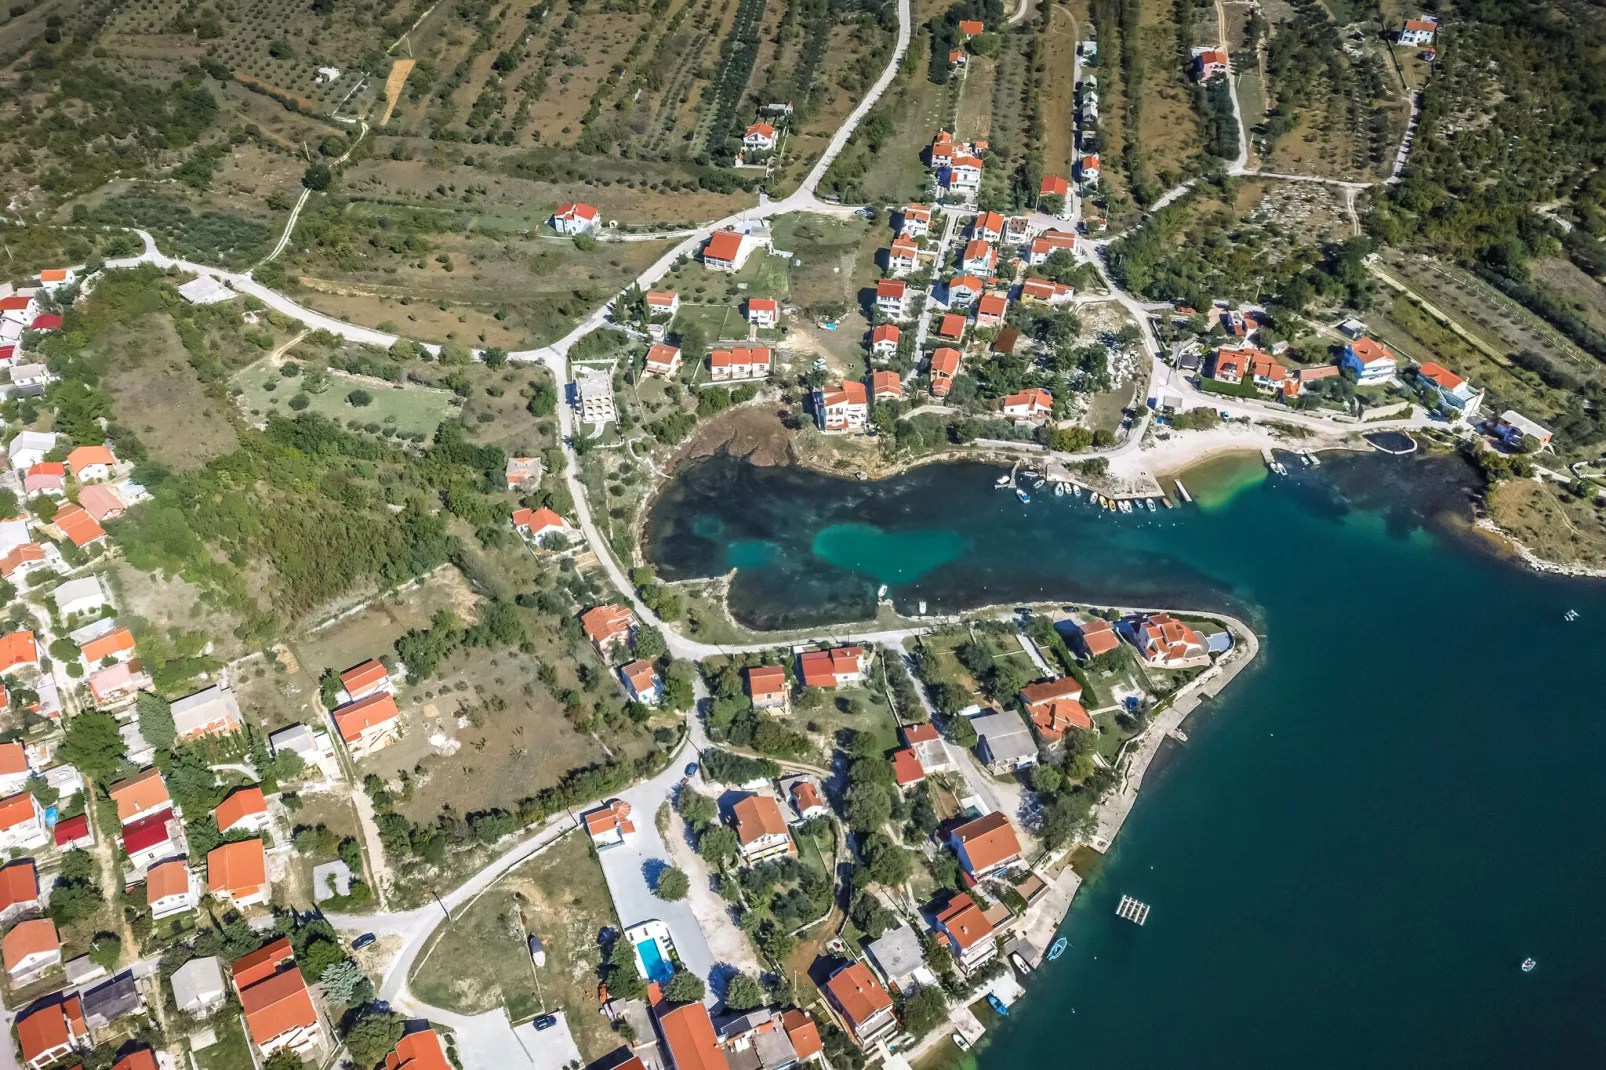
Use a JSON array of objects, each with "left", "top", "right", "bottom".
[{"left": 1472, "top": 516, "right": 1606, "bottom": 580}]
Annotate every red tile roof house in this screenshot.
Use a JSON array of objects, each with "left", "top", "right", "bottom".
[
  {"left": 900, "top": 204, "right": 933, "bottom": 237},
  {"left": 730, "top": 793, "right": 795, "bottom": 864},
  {"left": 0, "top": 859, "right": 41, "bottom": 924},
  {"left": 746, "top": 298, "right": 780, "bottom": 328},
  {"left": 0, "top": 630, "right": 38, "bottom": 674},
  {"left": 929, "top": 348, "right": 961, "bottom": 398},
  {"left": 24, "top": 462, "right": 65, "bottom": 497},
  {"left": 619, "top": 658, "right": 662, "bottom": 705},
  {"left": 1039, "top": 174, "right": 1071, "bottom": 208},
  {"left": 332, "top": 692, "right": 403, "bottom": 758},
  {"left": 146, "top": 858, "right": 200, "bottom": 920},
  {"left": 52, "top": 502, "right": 106, "bottom": 547},
  {"left": 653, "top": 999, "right": 727, "bottom": 1070},
  {"left": 746, "top": 665, "right": 790, "bottom": 710},
  {"left": 946, "top": 274, "right": 984, "bottom": 306},
  {"left": 1195, "top": 48, "right": 1229, "bottom": 79},
  {"left": 209, "top": 838, "right": 270, "bottom": 908},
  {"left": 215, "top": 785, "right": 271, "bottom": 835},
  {"left": 972, "top": 211, "right": 1004, "bottom": 243},
  {"left": 646, "top": 290, "right": 680, "bottom": 317},
  {"left": 703, "top": 229, "right": 753, "bottom": 272},
  {"left": 790, "top": 779, "right": 829, "bottom": 821},
  {"left": 0, "top": 790, "right": 50, "bottom": 850},
  {"left": 1073, "top": 616, "right": 1122, "bottom": 659},
  {"left": 708, "top": 346, "right": 772, "bottom": 381},
  {"left": 743, "top": 121, "right": 778, "bottom": 151},
  {"left": 949, "top": 811, "right": 1024, "bottom": 878},
  {"left": 824, "top": 961, "right": 897, "bottom": 1046},
  {"left": 813, "top": 381, "right": 869, "bottom": 433},
  {"left": 781, "top": 1008, "right": 824, "bottom": 1063},
  {"left": 886, "top": 236, "right": 921, "bottom": 277},
  {"left": 340, "top": 658, "right": 393, "bottom": 702},
  {"left": 0, "top": 739, "right": 33, "bottom": 795},
  {"left": 513, "top": 506, "right": 568, "bottom": 544},
  {"left": 1398, "top": 15, "right": 1437, "bottom": 45},
  {"left": 65, "top": 445, "right": 116, "bottom": 482},
  {"left": 584, "top": 799, "right": 636, "bottom": 848},
  {"left": 14, "top": 994, "right": 89, "bottom": 1070},
  {"left": 1027, "top": 230, "right": 1078, "bottom": 265},
  {"left": 958, "top": 18, "right": 984, "bottom": 34},
  {"left": 79, "top": 625, "right": 136, "bottom": 668},
  {"left": 1123, "top": 612, "right": 1210, "bottom": 668},
  {"left": 1020, "top": 278, "right": 1075, "bottom": 305},
  {"left": 1210, "top": 347, "right": 1250, "bottom": 384},
  {"left": 961, "top": 239, "right": 997, "bottom": 276},
  {"left": 936, "top": 313, "right": 965, "bottom": 342},
  {"left": 875, "top": 278, "right": 909, "bottom": 319},
  {"left": 974, "top": 292, "right": 1009, "bottom": 328},
  {"left": 644, "top": 343, "right": 683, "bottom": 377},
  {"left": 871, "top": 324, "right": 901, "bottom": 359},
  {"left": 1020, "top": 676, "right": 1091, "bottom": 744},
  {"left": 3, "top": 917, "right": 60, "bottom": 983},
  {"left": 506, "top": 456, "right": 542, "bottom": 489},
  {"left": 933, "top": 892, "right": 999, "bottom": 974},
  {"left": 798, "top": 646, "right": 865, "bottom": 689},
  {"left": 88, "top": 661, "right": 153, "bottom": 709},
  {"left": 581, "top": 604, "right": 636, "bottom": 657},
  {"left": 384, "top": 1026, "right": 453, "bottom": 1070},
  {"left": 871, "top": 370, "right": 902, "bottom": 401},
  {"left": 233, "top": 945, "right": 325, "bottom": 1058},
  {"left": 551, "top": 202, "right": 601, "bottom": 235},
  {"left": 1002, "top": 387, "right": 1053, "bottom": 422},
  {"left": 900, "top": 722, "right": 951, "bottom": 771},
  {"left": 891, "top": 747, "right": 926, "bottom": 788}
]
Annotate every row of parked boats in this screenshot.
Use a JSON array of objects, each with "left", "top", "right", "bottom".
[{"left": 996, "top": 464, "right": 1175, "bottom": 512}]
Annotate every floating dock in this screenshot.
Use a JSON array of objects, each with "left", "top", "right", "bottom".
[
  {"left": 1174, "top": 479, "right": 1192, "bottom": 503},
  {"left": 1116, "top": 895, "right": 1151, "bottom": 926}
]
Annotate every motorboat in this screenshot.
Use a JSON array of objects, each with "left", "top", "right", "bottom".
[{"left": 1016, "top": 487, "right": 1031, "bottom": 504}]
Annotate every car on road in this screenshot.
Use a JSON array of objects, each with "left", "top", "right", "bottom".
[
  {"left": 685, "top": 762, "right": 699, "bottom": 777},
  {"left": 351, "top": 933, "right": 376, "bottom": 950},
  {"left": 533, "top": 1014, "right": 557, "bottom": 1031}
]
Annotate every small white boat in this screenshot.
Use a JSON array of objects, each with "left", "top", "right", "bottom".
[
  {"left": 1522, "top": 957, "right": 1536, "bottom": 973},
  {"left": 1145, "top": 498, "right": 1156, "bottom": 511},
  {"left": 1054, "top": 482, "right": 1066, "bottom": 497},
  {"left": 1009, "top": 951, "right": 1033, "bottom": 975},
  {"left": 953, "top": 1034, "right": 972, "bottom": 1052},
  {"left": 1119, "top": 499, "right": 1132, "bottom": 513},
  {"left": 1074, "top": 485, "right": 1084, "bottom": 497},
  {"left": 1016, "top": 487, "right": 1031, "bottom": 504},
  {"left": 1564, "top": 609, "right": 1579, "bottom": 622},
  {"left": 996, "top": 473, "right": 1012, "bottom": 487}
]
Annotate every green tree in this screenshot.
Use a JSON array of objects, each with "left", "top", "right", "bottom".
[
  {"left": 61, "top": 710, "right": 128, "bottom": 782},
  {"left": 655, "top": 867, "right": 690, "bottom": 901},
  {"left": 722, "top": 972, "right": 766, "bottom": 1011},
  {"left": 661, "top": 968, "right": 705, "bottom": 1004},
  {"left": 302, "top": 162, "right": 333, "bottom": 191},
  {"left": 264, "top": 1051, "right": 308, "bottom": 1070},
  {"left": 299, "top": 937, "right": 345, "bottom": 979},
  {"left": 89, "top": 932, "right": 122, "bottom": 971},
  {"left": 697, "top": 826, "right": 740, "bottom": 864},
  {"left": 136, "top": 692, "right": 176, "bottom": 751},
  {"left": 950, "top": 717, "right": 978, "bottom": 749},
  {"left": 342, "top": 1012, "right": 405, "bottom": 1066},
  {"left": 903, "top": 985, "right": 949, "bottom": 1035},
  {"left": 318, "top": 958, "right": 372, "bottom": 1005},
  {"left": 607, "top": 939, "right": 647, "bottom": 1000},
  {"left": 348, "top": 389, "right": 373, "bottom": 407},
  {"left": 677, "top": 790, "right": 718, "bottom": 831},
  {"left": 863, "top": 831, "right": 911, "bottom": 886}
]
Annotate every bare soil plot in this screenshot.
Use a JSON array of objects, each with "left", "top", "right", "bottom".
[
  {"left": 104, "top": 564, "right": 249, "bottom": 663},
  {"left": 1135, "top": 0, "right": 1206, "bottom": 187},
  {"left": 956, "top": 58, "right": 998, "bottom": 143},
  {"left": 1040, "top": 4, "right": 1083, "bottom": 180},
  {"left": 1529, "top": 257, "right": 1606, "bottom": 341}
]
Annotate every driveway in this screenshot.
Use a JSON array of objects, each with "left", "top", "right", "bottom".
[
  {"left": 595, "top": 779, "right": 721, "bottom": 1005},
  {"left": 515, "top": 1013, "right": 583, "bottom": 1070}
]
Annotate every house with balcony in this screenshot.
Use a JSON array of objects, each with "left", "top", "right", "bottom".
[
  {"left": 731, "top": 793, "right": 795, "bottom": 864},
  {"left": 824, "top": 962, "right": 896, "bottom": 1047},
  {"left": 813, "top": 381, "right": 869, "bottom": 432},
  {"left": 933, "top": 892, "right": 998, "bottom": 974},
  {"left": 949, "top": 811, "right": 1024, "bottom": 878}
]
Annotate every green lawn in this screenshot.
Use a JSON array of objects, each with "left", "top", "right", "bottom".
[
  {"left": 784, "top": 684, "right": 901, "bottom": 758},
  {"left": 234, "top": 359, "right": 456, "bottom": 437},
  {"left": 409, "top": 832, "right": 622, "bottom": 1061},
  {"left": 673, "top": 303, "right": 740, "bottom": 344},
  {"left": 192, "top": 1017, "right": 255, "bottom": 1070}
]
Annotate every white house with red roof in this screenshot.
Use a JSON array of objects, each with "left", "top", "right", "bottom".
[
  {"left": 1039, "top": 175, "right": 1071, "bottom": 214},
  {"left": 1340, "top": 338, "right": 1398, "bottom": 386},
  {"left": 643, "top": 343, "right": 682, "bottom": 377},
  {"left": 891, "top": 748, "right": 925, "bottom": 788},
  {"left": 871, "top": 324, "right": 901, "bottom": 358},
  {"left": 871, "top": 370, "right": 902, "bottom": 401},
  {"left": 875, "top": 279, "right": 909, "bottom": 319},
  {"left": 932, "top": 892, "right": 998, "bottom": 974},
  {"left": 743, "top": 122, "right": 778, "bottom": 151},
  {"left": 1028, "top": 230, "right": 1078, "bottom": 265},
  {"left": 584, "top": 799, "right": 635, "bottom": 848},
  {"left": 798, "top": 646, "right": 865, "bottom": 688},
  {"left": 1399, "top": 15, "right": 1437, "bottom": 45},
  {"left": 961, "top": 239, "right": 997, "bottom": 277},
  {"left": 709, "top": 346, "right": 771, "bottom": 380},
  {"left": 0, "top": 791, "right": 48, "bottom": 850},
  {"left": 703, "top": 230, "right": 754, "bottom": 272},
  {"left": 887, "top": 236, "right": 920, "bottom": 276},
  {"left": 900, "top": 204, "right": 933, "bottom": 238},
  {"left": 814, "top": 381, "right": 869, "bottom": 432},
  {"left": 1122, "top": 613, "right": 1209, "bottom": 668},
  {"left": 551, "top": 203, "right": 600, "bottom": 235},
  {"left": 512, "top": 506, "right": 568, "bottom": 544},
  {"left": 645, "top": 291, "right": 680, "bottom": 317},
  {"left": 1020, "top": 278, "right": 1075, "bottom": 305},
  {"left": 746, "top": 298, "right": 779, "bottom": 328},
  {"left": 1194, "top": 48, "right": 1229, "bottom": 79},
  {"left": 1415, "top": 361, "right": 1484, "bottom": 418},
  {"left": 929, "top": 347, "right": 961, "bottom": 398},
  {"left": 972, "top": 211, "right": 1004, "bottom": 244},
  {"left": 331, "top": 693, "right": 402, "bottom": 757},
  {"left": 946, "top": 154, "right": 983, "bottom": 193},
  {"left": 1002, "top": 388, "right": 1053, "bottom": 422},
  {"left": 1078, "top": 154, "right": 1101, "bottom": 187},
  {"left": 946, "top": 275, "right": 984, "bottom": 307}
]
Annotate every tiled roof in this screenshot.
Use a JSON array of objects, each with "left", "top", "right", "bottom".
[
  {"left": 231, "top": 937, "right": 294, "bottom": 988},
  {"left": 208, "top": 838, "right": 267, "bottom": 898},
  {"left": 332, "top": 692, "right": 400, "bottom": 743},
  {"left": 0, "top": 859, "right": 38, "bottom": 910},
  {"left": 935, "top": 892, "right": 994, "bottom": 949},
  {"left": 81, "top": 627, "right": 135, "bottom": 663},
  {"left": 239, "top": 967, "right": 317, "bottom": 1045},
  {"left": 952, "top": 812, "right": 1022, "bottom": 872},
  {"left": 731, "top": 794, "right": 789, "bottom": 845},
  {"left": 582, "top": 604, "right": 634, "bottom": 644},
  {"left": 655, "top": 1001, "right": 728, "bottom": 1070},
  {"left": 146, "top": 860, "right": 191, "bottom": 904},
  {"left": 215, "top": 786, "right": 268, "bottom": 832},
  {"left": 339, "top": 659, "right": 389, "bottom": 695},
  {"left": 825, "top": 961, "right": 892, "bottom": 1027},
  {"left": 3, "top": 917, "right": 58, "bottom": 970},
  {"left": 746, "top": 665, "right": 788, "bottom": 698},
  {"left": 704, "top": 231, "right": 745, "bottom": 262},
  {"left": 385, "top": 1027, "right": 453, "bottom": 1070}
]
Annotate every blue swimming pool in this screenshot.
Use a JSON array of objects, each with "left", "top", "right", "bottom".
[{"left": 636, "top": 938, "right": 675, "bottom": 984}]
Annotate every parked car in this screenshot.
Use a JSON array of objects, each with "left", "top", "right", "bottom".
[
  {"left": 351, "top": 933, "right": 376, "bottom": 950},
  {"left": 533, "top": 1014, "right": 557, "bottom": 1031}
]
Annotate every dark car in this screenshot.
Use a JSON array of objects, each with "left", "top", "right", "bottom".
[
  {"left": 533, "top": 1014, "right": 557, "bottom": 1031},
  {"left": 351, "top": 933, "right": 376, "bottom": 950}
]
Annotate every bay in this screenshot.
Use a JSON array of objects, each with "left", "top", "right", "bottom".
[{"left": 644, "top": 449, "right": 1606, "bottom": 1067}]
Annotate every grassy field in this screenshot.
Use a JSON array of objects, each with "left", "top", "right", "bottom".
[
  {"left": 821, "top": 28, "right": 951, "bottom": 205},
  {"left": 409, "top": 832, "right": 621, "bottom": 1056},
  {"left": 1135, "top": 0, "right": 1207, "bottom": 188},
  {"left": 1041, "top": 4, "right": 1084, "bottom": 181},
  {"left": 233, "top": 359, "right": 457, "bottom": 436},
  {"left": 191, "top": 1017, "right": 255, "bottom": 1070},
  {"left": 1489, "top": 480, "right": 1606, "bottom": 571},
  {"left": 1529, "top": 257, "right": 1606, "bottom": 341},
  {"left": 781, "top": 684, "right": 901, "bottom": 760},
  {"left": 97, "top": 316, "right": 242, "bottom": 471}
]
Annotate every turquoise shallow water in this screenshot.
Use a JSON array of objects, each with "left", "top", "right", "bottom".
[{"left": 646, "top": 450, "right": 1606, "bottom": 1066}]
